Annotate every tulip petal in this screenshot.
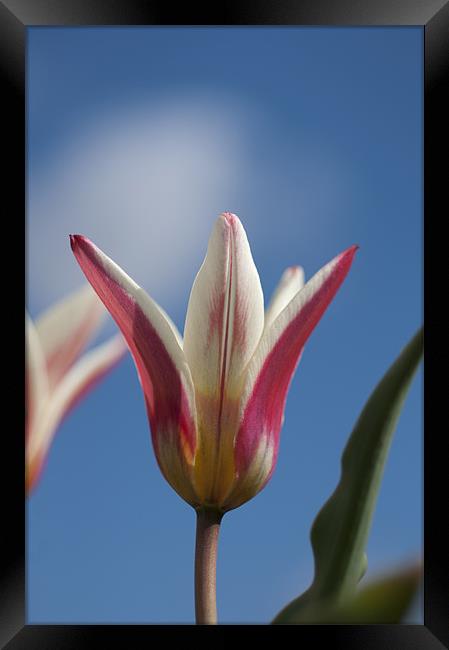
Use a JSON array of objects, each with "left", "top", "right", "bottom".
[
  {"left": 264, "top": 266, "right": 305, "bottom": 331},
  {"left": 157, "top": 303, "right": 184, "bottom": 348},
  {"left": 232, "top": 246, "right": 358, "bottom": 502},
  {"left": 184, "top": 212, "right": 264, "bottom": 393},
  {"left": 70, "top": 235, "right": 199, "bottom": 505},
  {"left": 26, "top": 312, "right": 49, "bottom": 443},
  {"left": 35, "top": 284, "right": 106, "bottom": 390},
  {"left": 26, "top": 334, "right": 127, "bottom": 493},
  {"left": 183, "top": 213, "right": 264, "bottom": 504}
]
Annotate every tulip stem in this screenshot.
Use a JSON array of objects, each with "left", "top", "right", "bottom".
[{"left": 194, "top": 507, "right": 223, "bottom": 624}]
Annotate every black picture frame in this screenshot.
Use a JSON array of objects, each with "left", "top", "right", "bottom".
[{"left": 3, "top": 0, "right": 448, "bottom": 646}]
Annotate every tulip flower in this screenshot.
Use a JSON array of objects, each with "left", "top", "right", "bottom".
[
  {"left": 26, "top": 285, "right": 127, "bottom": 494},
  {"left": 70, "top": 212, "right": 357, "bottom": 623}
]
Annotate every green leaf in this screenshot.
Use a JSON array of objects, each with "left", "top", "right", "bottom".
[
  {"left": 327, "top": 563, "right": 422, "bottom": 623},
  {"left": 275, "top": 563, "right": 422, "bottom": 624},
  {"left": 273, "top": 328, "right": 423, "bottom": 624}
]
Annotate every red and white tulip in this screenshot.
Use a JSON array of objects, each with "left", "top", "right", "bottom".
[
  {"left": 71, "top": 213, "right": 357, "bottom": 511},
  {"left": 26, "top": 285, "right": 127, "bottom": 493}
]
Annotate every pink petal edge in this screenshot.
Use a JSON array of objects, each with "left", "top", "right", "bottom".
[
  {"left": 70, "top": 235, "right": 198, "bottom": 499},
  {"left": 234, "top": 245, "right": 359, "bottom": 483}
]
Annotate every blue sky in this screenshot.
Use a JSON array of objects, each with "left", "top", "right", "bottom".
[{"left": 27, "top": 27, "right": 423, "bottom": 623}]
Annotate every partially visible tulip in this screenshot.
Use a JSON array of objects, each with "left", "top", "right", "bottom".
[
  {"left": 26, "top": 285, "right": 127, "bottom": 494},
  {"left": 70, "top": 213, "right": 357, "bottom": 623}
]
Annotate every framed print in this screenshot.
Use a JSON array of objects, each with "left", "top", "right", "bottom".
[{"left": 2, "top": 0, "right": 448, "bottom": 646}]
